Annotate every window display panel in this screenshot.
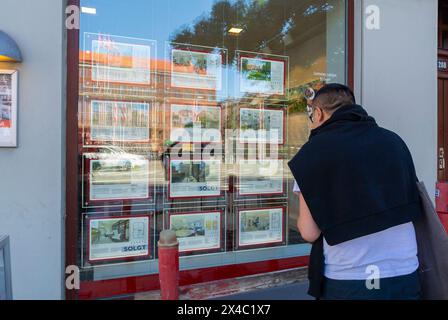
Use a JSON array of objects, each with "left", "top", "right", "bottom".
[
  {"left": 168, "top": 159, "right": 223, "bottom": 200},
  {"left": 238, "top": 105, "right": 286, "bottom": 145},
  {"left": 165, "top": 209, "right": 225, "bottom": 256},
  {"left": 235, "top": 205, "right": 286, "bottom": 250},
  {"left": 76, "top": 0, "right": 348, "bottom": 291},
  {"left": 236, "top": 51, "right": 288, "bottom": 100},
  {"left": 82, "top": 213, "right": 154, "bottom": 266},
  {"left": 83, "top": 99, "right": 154, "bottom": 146},
  {"left": 82, "top": 33, "right": 156, "bottom": 89},
  {"left": 168, "top": 101, "right": 223, "bottom": 144},
  {"left": 236, "top": 159, "right": 286, "bottom": 199},
  {"left": 82, "top": 152, "right": 155, "bottom": 208},
  {"left": 166, "top": 42, "right": 227, "bottom": 97}
]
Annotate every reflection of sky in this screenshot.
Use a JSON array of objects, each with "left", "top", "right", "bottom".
[
  {"left": 80, "top": 0, "right": 227, "bottom": 57},
  {"left": 80, "top": 0, "right": 239, "bottom": 100}
]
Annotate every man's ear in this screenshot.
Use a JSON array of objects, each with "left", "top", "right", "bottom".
[{"left": 315, "top": 107, "right": 325, "bottom": 123}]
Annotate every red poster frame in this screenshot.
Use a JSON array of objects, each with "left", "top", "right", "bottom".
[
  {"left": 167, "top": 210, "right": 224, "bottom": 255},
  {"left": 82, "top": 155, "right": 154, "bottom": 207},
  {"left": 85, "top": 33, "right": 156, "bottom": 87},
  {"left": 167, "top": 42, "right": 227, "bottom": 93},
  {"left": 237, "top": 105, "right": 286, "bottom": 146},
  {"left": 235, "top": 159, "right": 286, "bottom": 198},
  {"left": 235, "top": 206, "right": 286, "bottom": 250},
  {"left": 167, "top": 101, "right": 224, "bottom": 145},
  {"left": 167, "top": 158, "right": 225, "bottom": 201},
  {"left": 82, "top": 97, "right": 154, "bottom": 147},
  {"left": 236, "top": 51, "right": 289, "bottom": 99},
  {"left": 85, "top": 214, "right": 152, "bottom": 264}
]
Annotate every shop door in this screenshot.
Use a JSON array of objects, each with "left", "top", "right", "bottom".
[
  {"left": 438, "top": 72, "right": 448, "bottom": 181},
  {"left": 438, "top": 1, "right": 448, "bottom": 181}
]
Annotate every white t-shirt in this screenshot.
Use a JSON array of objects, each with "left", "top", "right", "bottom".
[{"left": 293, "top": 181, "right": 419, "bottom": 280}]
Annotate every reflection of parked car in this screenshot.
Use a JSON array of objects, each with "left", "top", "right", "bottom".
[
  {"left": 84, "top": 146, "right": 149, "bottom": 166},
  {"left": 90, "top": 146, "right": 146, "bottom": 159}
]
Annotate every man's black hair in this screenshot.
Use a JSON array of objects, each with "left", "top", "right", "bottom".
[{"left": 313, "top": 83, "right": 356, "bottom": 113}]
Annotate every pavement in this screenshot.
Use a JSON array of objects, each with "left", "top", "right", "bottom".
[
  {"left": 135, "top": 267, "right": 313, "bottom": 300},
  {"left": 211, "top": 282, "right": 314, "bottom": 300}
]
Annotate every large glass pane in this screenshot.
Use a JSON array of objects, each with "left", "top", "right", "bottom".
[{"left": 77, "top": 0, "right": 347, "bottom": 284}]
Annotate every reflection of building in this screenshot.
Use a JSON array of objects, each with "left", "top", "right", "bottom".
[{"left": 79, "top": 51, "right": 218, "bottom": 153}]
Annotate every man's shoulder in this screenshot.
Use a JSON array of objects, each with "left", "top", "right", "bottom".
[{"left": 375, "top": 126, "right": 409, "bottom": 148}]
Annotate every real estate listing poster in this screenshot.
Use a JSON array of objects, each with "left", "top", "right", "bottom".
[
  {"left": 239, "top": 108, "right": 284, "bottom": 144},
  {"left": 239, "top": 108, "right": 261, "bottom": 143},
  {"left": 170, "top": 104, "right": 221, "bottom": 143},
  {"left": 90, "top": 100, "right": 151, "bottom": 143},
  {"left": 89, "top": 158, "right": 150, "bottom": 202},
  {"left": 262, "top": 109, "right": 284, "bottom": 144},
  {"left": 238, "top": 159, "right": 284, "bottom": 196},
  {"left": 171, "top": 47, "right": 223, "bottom": 91},
  {"left": 238, "top": 207, "right": 284, "bottom": 247},
  {"left": 169, "top": 211, "right": 221, "bottom": 252},
  {"left": 91, "top": 37, "right": 152, "bottom": 84},
  {"left": 239, "top": 56, "right": 285, "bottom": 95},
  {"left": 88, "top": 216, "right": 150, "bottom": 261},
  {"left": 169, "top": 159, "right": 221, "bottom": 198}
]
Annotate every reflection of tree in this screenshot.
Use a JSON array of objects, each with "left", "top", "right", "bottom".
[
  {"left": 198, "top": 111, "right": 220, "bottom": 129},
  {"left": 171, "top": 0, "right": 332, "bottom": 64}
]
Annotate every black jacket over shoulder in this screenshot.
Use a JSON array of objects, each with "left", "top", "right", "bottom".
[{"left": 288, "top": 104, "right": 422, "bottom": 298}]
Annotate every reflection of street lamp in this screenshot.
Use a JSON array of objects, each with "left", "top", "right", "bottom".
[
  {"left": 228, "top": 27, "right": 244, "bottom": 35},
  {"left": 81, "top": 7, "right": 97, "bottom": 15}
]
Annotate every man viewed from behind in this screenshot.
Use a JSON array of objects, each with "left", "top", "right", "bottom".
[{"left": 288, "top": 84, "right": 422, "bottom": 300}]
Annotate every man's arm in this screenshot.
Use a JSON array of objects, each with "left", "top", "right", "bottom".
[{"left": 298, "top": 193, "right": 322, "bottom": 243}]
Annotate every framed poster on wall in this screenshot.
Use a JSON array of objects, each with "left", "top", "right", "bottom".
[
  {"left": 166, "top": 42, "right": 227, "bottom": 96},
  {"left": 239, "top": 107, "right": 285, "bottom": 144},
  {"left": 82, "top": 154, "right": 154, "bottom": 207},
  {"left": 167, "top": 210, "right": 223, "bottom": 254},
  {"left": 236, "top": 51, "right": 288, "bottom": 99},
  {"left": 84, "top": 99, "right": 153, "bottom": 145},
  {"left": 0, "top": 70, "right": 18, "bottom": 148},
  {"left": 86, "top": 215, "right": 151, "bottom": 263},
  {"left": 168, "top": 159, "right": 222, "bottom": 199},
  {"left": 236, "top": 206, "right": 285, "bottom": 249},
  {"left": 169, "top": 103, "right": 222, "bottom": 144}
]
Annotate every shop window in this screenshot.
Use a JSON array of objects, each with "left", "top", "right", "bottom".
[{"left": 75, "top": 0, "right": 347, "bottom": 285}]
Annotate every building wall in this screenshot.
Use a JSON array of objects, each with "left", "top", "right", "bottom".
[
  {"left": 0, "top": 0, "right": 66, "bottom": 299},
  {"left": 355, "top": 0, "right": 438, "bottom": 199}
]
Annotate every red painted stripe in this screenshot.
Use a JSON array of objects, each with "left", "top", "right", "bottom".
[{"left": 78, "top": 256, "right": 309, "bottom": 300}]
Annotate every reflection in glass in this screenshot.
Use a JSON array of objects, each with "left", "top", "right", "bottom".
[{"left": 76, "top": 0, "right": 347, "bottom": 280}]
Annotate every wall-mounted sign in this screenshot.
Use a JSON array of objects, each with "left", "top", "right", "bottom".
[{"left": 0, "top": 70, "right": 18, "bottom": 148}]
